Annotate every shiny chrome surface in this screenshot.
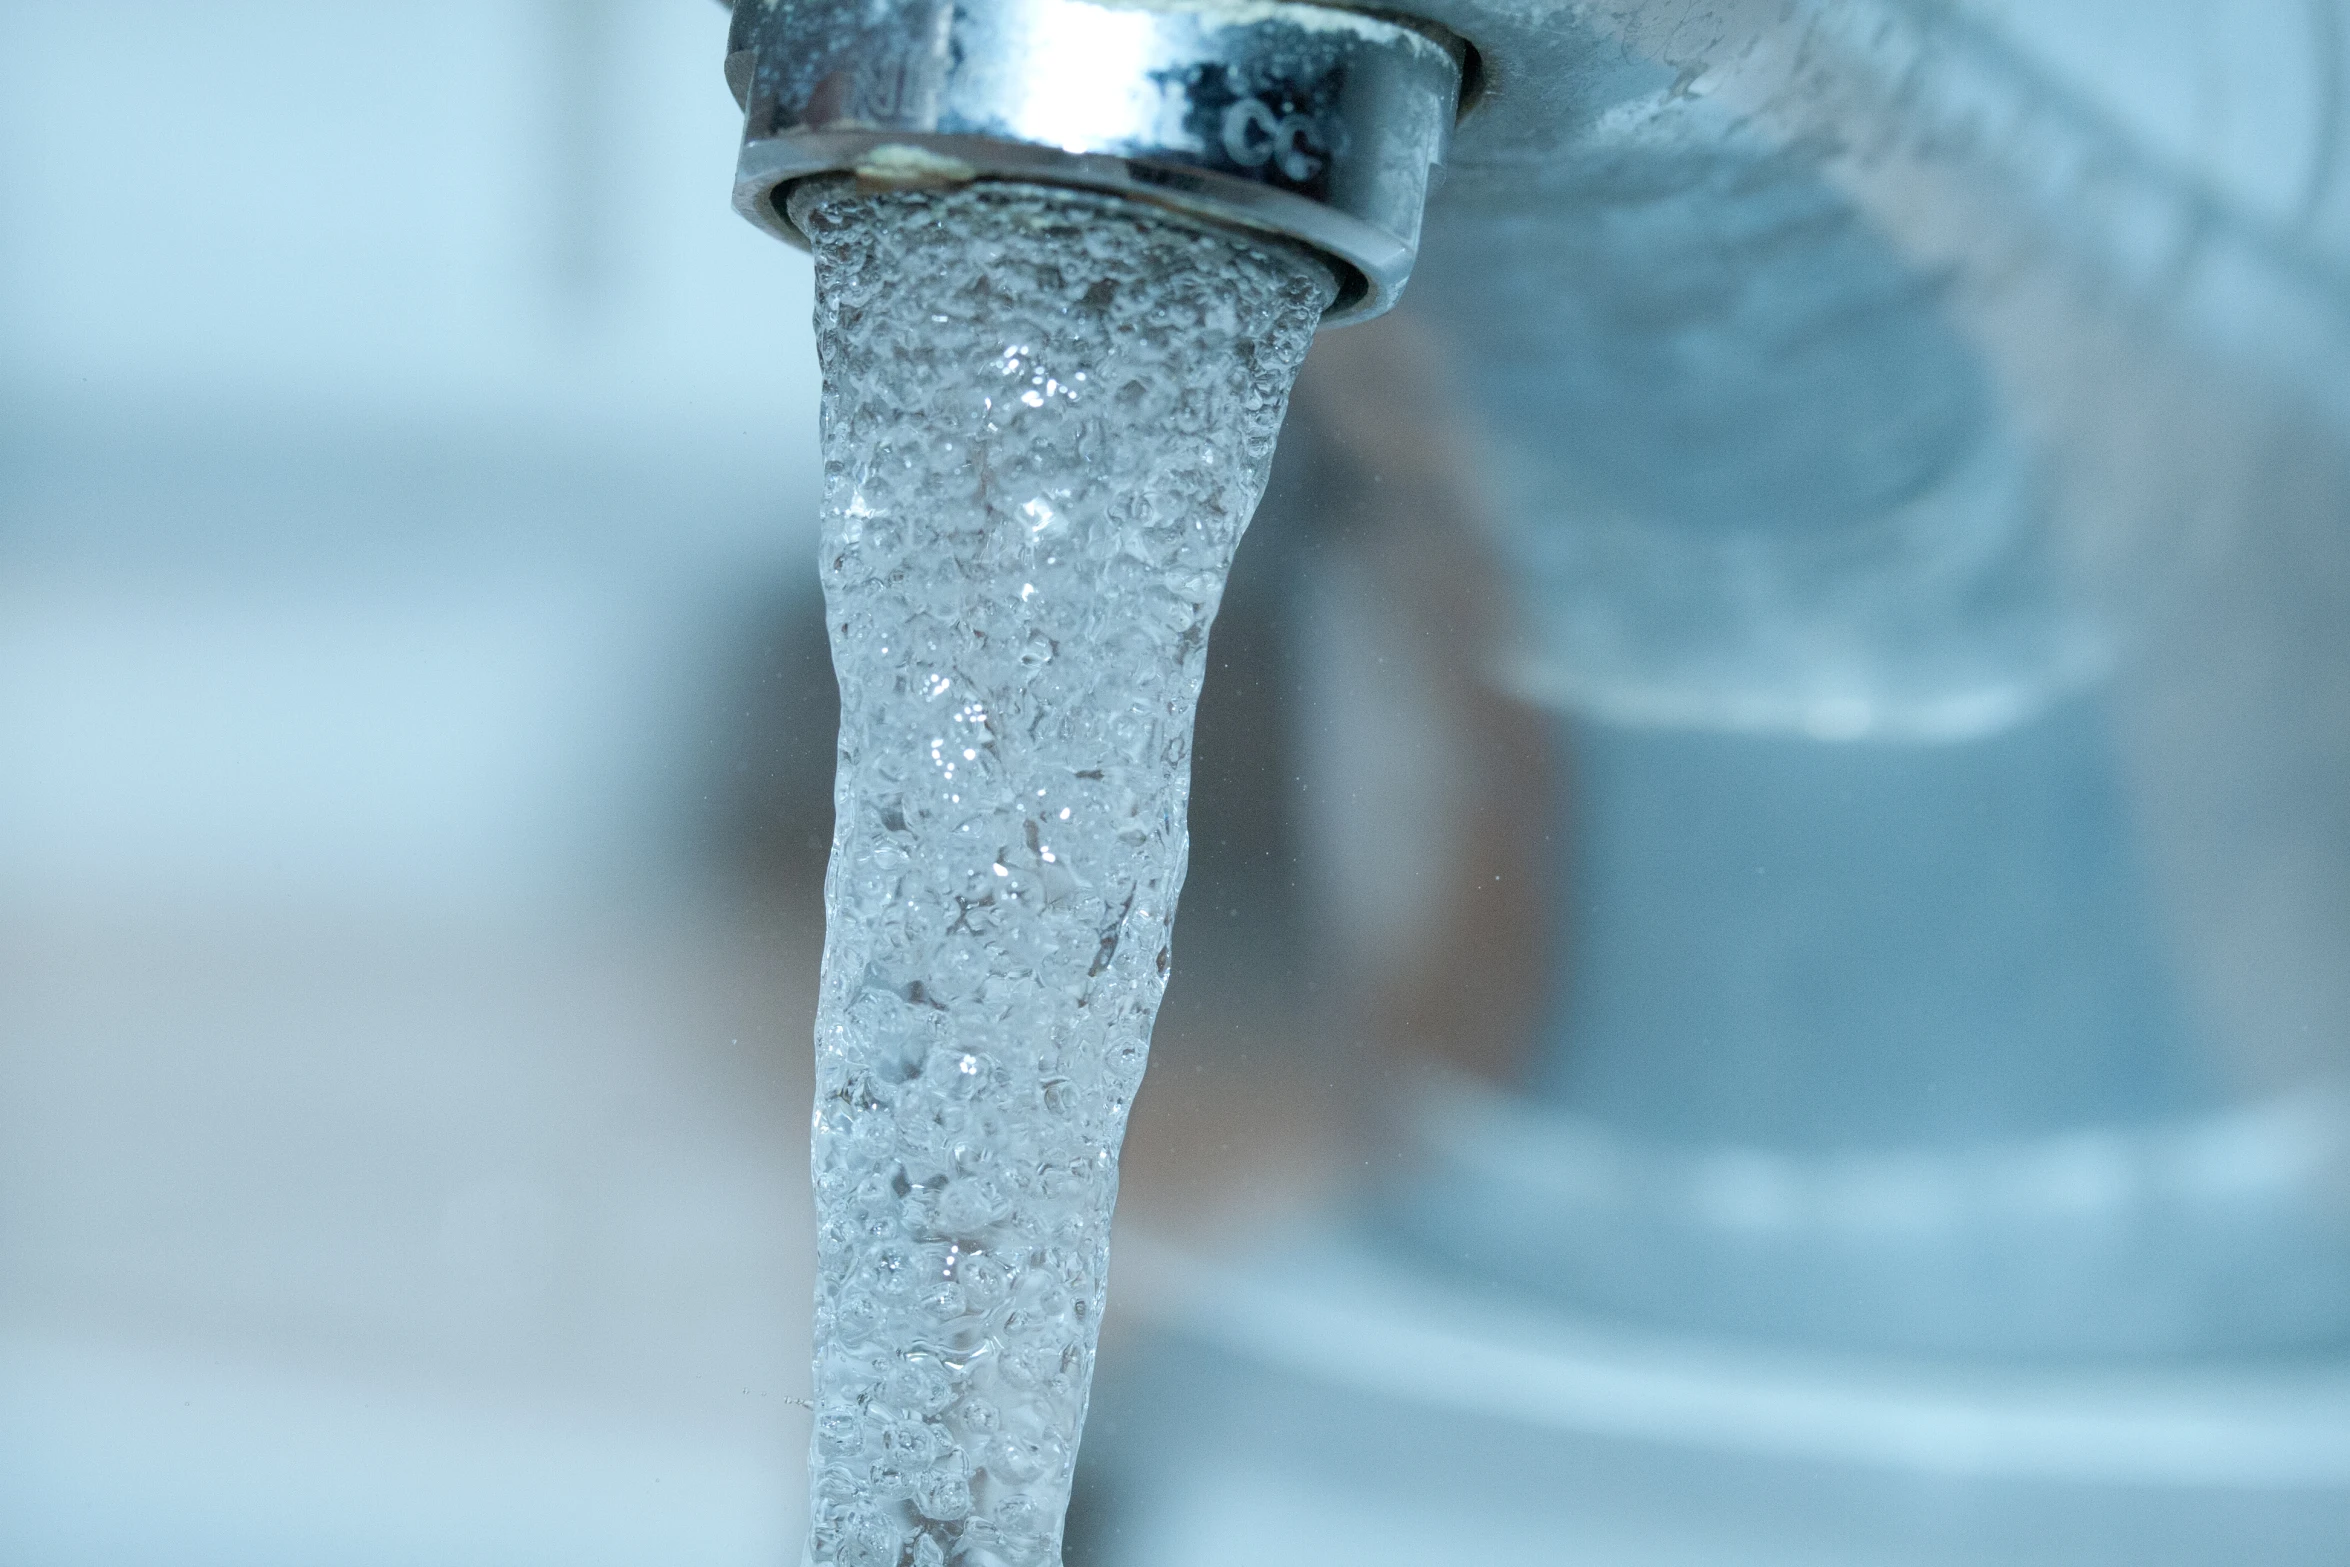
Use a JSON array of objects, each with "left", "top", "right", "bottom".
[
  {"left": 1391, "top": 0, "right": 2350, "bottom": 736},
  {"left": 724, "top": 0, "right": 1465, "bottom": 321},
  {"left": 1355, "top": 0, "right": 2350, "bottom": 1364}
]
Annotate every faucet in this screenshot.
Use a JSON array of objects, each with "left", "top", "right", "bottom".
[
  {"left": 719, "top": 0, "right": 2350, "bottom": 1554},
  {"left": 721, "top": 0, "right": 1467, "bottom": 321},
  {"left": 1373, "top": 5, "right": 2350, "bottom": 1364}
]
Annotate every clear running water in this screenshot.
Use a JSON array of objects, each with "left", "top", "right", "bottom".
[{"left": 793, "top": 179, "right": 1331, "bottom": 1567}]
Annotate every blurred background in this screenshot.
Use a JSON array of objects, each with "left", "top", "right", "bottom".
[
  {"left": 0, "top": 3, "right": 828, "bottom": 1559},
  {"left": 5, "top": 1, "right": 2350, "bottom": 1563}
]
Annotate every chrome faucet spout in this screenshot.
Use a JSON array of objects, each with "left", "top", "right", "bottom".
[{"left": 723, "top": 0, "right": 1467, "bottom": 321}]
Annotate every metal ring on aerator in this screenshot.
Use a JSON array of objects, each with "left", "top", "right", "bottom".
[{"left": 724, "top": 0, "right": 1468, "bottom": 323}]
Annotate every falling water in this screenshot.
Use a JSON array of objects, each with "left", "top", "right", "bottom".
[{"left": 792, "top": 178, "right": 1331, "bottom": 1567}]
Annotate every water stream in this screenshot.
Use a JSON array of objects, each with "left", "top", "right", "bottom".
[{"left": 793, "top": 178, "right": 1330, "bottom": 1567}]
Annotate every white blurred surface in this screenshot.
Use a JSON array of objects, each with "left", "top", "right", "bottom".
[
  {"left": 0, "top": 0, "right": 814, "bottom": 444},
  {"left": 0, "top": 904, "right": 820, "bottom": 1562},
  {"left": 0, "top": 0, "right": 831, "bottom": 1557},
  {"left": 1953, "top": 0, "right": 2350, "bottom": 255},
  {"left": 0, "top": 1334, "right": 794, "bottom": 1567}
]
